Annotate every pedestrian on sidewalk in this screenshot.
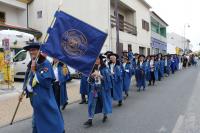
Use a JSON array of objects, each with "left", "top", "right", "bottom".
[{"left": 23, "top": 42, "right": 65, "bottom": 133}]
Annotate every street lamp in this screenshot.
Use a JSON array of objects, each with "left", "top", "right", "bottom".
[{"left": 183, "top": 23, "right": 190, "bottom": 53}]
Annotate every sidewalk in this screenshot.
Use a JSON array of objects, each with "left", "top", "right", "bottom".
[
  {"left": 172, "top": 67, "right": 200, "bottom": 133},
  {"left": 0, "top": 79, "right": 81, "bottom": 127}
]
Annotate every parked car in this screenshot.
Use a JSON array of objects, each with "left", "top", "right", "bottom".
[{"left": 13, "top": 50, "right": 80, "bottom": 80}]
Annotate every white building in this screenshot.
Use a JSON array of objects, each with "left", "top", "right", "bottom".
[
  {"left": 167, "top": 32, "right": 192, "bottom": 54},
  {"left": 150, "top": 11, "right": 168, "bottom": 55},
  {"left": 0, "top": 0, "right": 42, "bottom": 39},
  {"left": 28, "top": 0, "right": 151, "bottom": 55}
]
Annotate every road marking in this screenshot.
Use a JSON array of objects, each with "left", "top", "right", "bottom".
[
  {"left": 158, "top": 126, "right": 167, "bottom": 133},
  {"left": 172, "top": 115, "right": 184, "bottom": 133}
]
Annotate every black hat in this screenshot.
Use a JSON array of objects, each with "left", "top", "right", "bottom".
[
  {"left": 122, "top": 50, "right": 128, "bottom": 54},
  {"left": 99, "top": 54, "right": 106, "bottom": 60},
  {"left": 138, "top": 54, "right": 145, "bottom": 58},
  {"left": 134, "top": 53, "right": 139, "bottom": 56},
  {"left": 104, "top": 51, "right": 113, "bottom": 56},
  {"left": 122, "top": 56, "right": 129, "bottom": 60},
  {"left": 108, "top": 53, "right": 119, "bottom": 59},
  {"left": 23, "top": 42, "right": 40, "bottom": 51}
]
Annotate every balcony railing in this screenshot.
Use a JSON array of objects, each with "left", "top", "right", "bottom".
[{"left": 111, "top": 15, "right": 137, "bottom": 36}]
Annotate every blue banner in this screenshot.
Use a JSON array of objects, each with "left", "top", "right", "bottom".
[{"left": 41, "top": 11, "right": 107, "bottom": 76}]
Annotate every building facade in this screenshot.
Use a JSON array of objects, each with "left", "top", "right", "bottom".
[
  {"left": 150, "top": 11, "right": 168, "bottom": 55},
  {"left": 27, "top": 0, "right": 151, "bottom": 55},
  {"left": 0, "top": 0, "right": 42, "bottom": 38},
  {"left": 167, "top": 32, "right": 192, "bottom": 55}
]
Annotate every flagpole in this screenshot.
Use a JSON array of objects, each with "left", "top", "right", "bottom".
[{"left": 10, "top": 0, "right": 63, "bottom": 125}]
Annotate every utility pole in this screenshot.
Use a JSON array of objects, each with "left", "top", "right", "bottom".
[{"left": 114, "top": 0, "right": 120, "bottom": 54}]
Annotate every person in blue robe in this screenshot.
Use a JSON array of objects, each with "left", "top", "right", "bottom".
[
  {"left": 171, "top": 56, "right": 176, "bottom": 74},
  {"left": 157, "top": 54, "right": 162, "bottom": 81},
  {"left": 23, "top": 42, "right": 65, "bottom": 133},
  {"left": 122, "top": 56, "right": 133, "bottom": 98},
  {"left": 52, "top": 59, "right": 68, "bottom": 110},
  {"left": 84, "top": 55, "right": 112, "bottom": 126},
  {"left": 108, "top": 53, "right": 123, "bottom": 106},
  {"left": 145, "top": 56, "right": 151, "bottom": 84},
  {"left": 99, "top": 55, "right": 112, "bottom": 123},
  {"left": 148, "top": 55, "right": 156, "bottom": 86},
  {"left": 79, "top": 74, "right": 89, "bottom": 104},
  {"left": 160, "top": 56, "right": 165, "bottom": 78},
  {"left": 164, "top": 55, "right": 170, "bottom": 76},
  {"left": 133, "top": 53, "right": 139, "bottom": 85},
  {"left": 154, "top": 56, "right": 159, "bottom": 81},
  {"left": 135, "top": 55, "right": 146, "bottom": 91}
]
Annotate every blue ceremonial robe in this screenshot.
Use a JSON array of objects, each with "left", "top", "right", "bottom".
[
  {"left": 31, "top": 60, "right": 64, "bottom": 133},
  {"left": 122, "top": 63, "right": 133, "bottom": 92},
  {"left": 171, "top": 59, "right": 176, "bottom": 74},
  {"left": 135, "top": 62, "right": 146, "bottom": 89},
  {"left": 160, "top": 60, "right": 165, "bottom": 77},
  {"left": 88, "top": 80, "right": 103, "bottom": 118},
  {"left": 57, "top": 63, "right": 68, "bottom": 107},
  {"left": 80, "top": 75, "right": 89, "bottom": 95},
  {"left": 145, "top": 61, "right": 151, "bottom": 81},
  {"left": 154, "top": 61, "right": 159, "bottom": 80},
  {"left": 109, "top": 64, "right": 123, "bottom": 101},
  {"left": 100, "top": 66, "right": 112, "bottom": 114}
]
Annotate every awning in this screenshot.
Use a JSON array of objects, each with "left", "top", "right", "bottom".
[{"left": 0, "top": 23, "right": 42, "bottom": 39}]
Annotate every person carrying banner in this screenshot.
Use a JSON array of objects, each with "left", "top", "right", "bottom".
[{"left": 23, "top": 42, "right": 65, "bottom": 133}]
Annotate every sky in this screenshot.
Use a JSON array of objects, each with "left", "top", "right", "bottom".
[{"left": 145, "top": 0, "right": 200, "bottom": 51}]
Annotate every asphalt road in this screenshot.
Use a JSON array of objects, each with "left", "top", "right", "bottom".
[{"left": 0, "top": 66, "right": 199, "bottom": 133}]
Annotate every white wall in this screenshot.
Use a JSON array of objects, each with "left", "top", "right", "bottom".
[
  {"left": 167, "top": 32, "right": 185, "bottom": 50},
  {"left": 110, "top": 0, "right": 151, "bottom": 54},
  {"left": 0, "top": 3, "right": 27, "bottom": 27},
  {"left": 28, "top": 0, "right": 151, "bottom": 54},
  {"left": 28, "top": 0, "right": 110, "bottom": 52}
]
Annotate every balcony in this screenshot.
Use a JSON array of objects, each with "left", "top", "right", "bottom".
[
  {"left": 0, "top": 0, "right": 27, "bottom": 10},
  {"left": 111, "top": 15, "right": 137, "bottom": 36}
]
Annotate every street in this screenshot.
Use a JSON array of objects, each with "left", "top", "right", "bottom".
[{"left": 0, "top": 66, "right": 199, "bottom": 133}]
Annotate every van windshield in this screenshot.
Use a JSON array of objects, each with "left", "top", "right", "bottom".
[{"left": 14, "top": 51, "right": 27, "bottom": 62}]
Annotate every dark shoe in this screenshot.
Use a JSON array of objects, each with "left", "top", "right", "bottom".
[
  {"left": 62, "top": 102, "right": 68, "bottom": 110},
  {"left": 102, "top": 116, "right": 108, "bottom": 123},
  {"left": 85, "top": 100, "right": 88, "bottom": 104},
  {"left": 118, "top": 101, "right": 122, "bottom": 106},
  {"left": 137, "top": 89, "right": 140, "bottom": 92},
  {"left": 84, "top": 119, "right": 92, "bottom": 127},
  {"left": 79, "top": 100, "right": 86, "bottom": 104}
]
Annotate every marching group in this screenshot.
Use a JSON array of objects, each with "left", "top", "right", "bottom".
[
  {"left": 80, "top": 50, "right": 198, "bottom": 127},
  {"left": 22, "top": 42, "right": 198, "bottom": 133}
]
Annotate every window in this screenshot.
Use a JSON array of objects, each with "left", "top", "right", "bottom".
[
  {"left": 128, "top": 44, "right": 132, "bottom": 51},
  {"left": 13, "top": 51, "right": 27, "bottom": 62},
  {"left": 0, "top": 12, "right": 5, "bottom": 24},
  {"left": 142, "top": 20, "right": 149, "bottom": 31},
  {"left": 118, "top": 14, "right": 124, "bottom": 31},
  {"left": 37, "top": 10, "right": 42, "bottom": 19},
  {"left": 147, "top": 48, "right": 150, "bottom": 55}
]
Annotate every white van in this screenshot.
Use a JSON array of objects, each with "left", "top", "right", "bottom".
[{"left": 13, "top": 50, "right": 79, "bottom": 80}]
